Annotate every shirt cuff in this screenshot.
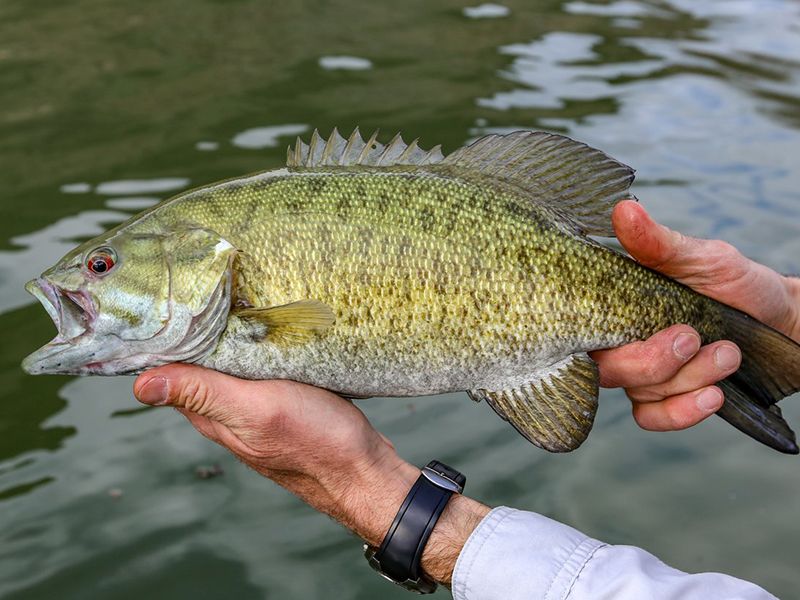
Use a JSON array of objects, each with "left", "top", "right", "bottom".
[{"left": 451, "top": 506, "right": 605, "bottom": 600}]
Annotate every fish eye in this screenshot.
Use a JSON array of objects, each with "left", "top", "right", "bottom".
[{"left": 86, "top": 247, "right": 117, "bottom": 275}]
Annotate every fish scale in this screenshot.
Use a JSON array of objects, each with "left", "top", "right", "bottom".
[{"left": 22, "top": 129, "right": 800, "bottom": 454}]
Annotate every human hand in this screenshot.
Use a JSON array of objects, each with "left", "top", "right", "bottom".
[
  {"left": 590, "top": 200, "right": 800, "bottom": 432},
  {"left": 133, "top": 366, "right": 489, "bottom": 584}
]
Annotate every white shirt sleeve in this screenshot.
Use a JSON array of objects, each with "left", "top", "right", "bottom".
[{"left": 451, "top": 507, "right": 777, "bottom": 600}]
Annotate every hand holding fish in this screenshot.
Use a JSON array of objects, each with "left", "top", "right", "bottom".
[
  {"left": 591, "top": 200, "right": 800, "bottom": 433},
  {"left": 133, "top": 365, "right": 491, "bottom": 584}
]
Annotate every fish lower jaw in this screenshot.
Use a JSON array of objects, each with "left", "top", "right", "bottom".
[
  {"left": 21, "top": 334, "right": 123, "bottom": 375},
  {"left": 21, "top": 343, "right": 71, "bottom": 375},
  {"left": 22, "top": 342, "right": 159, "bottom": 376}
]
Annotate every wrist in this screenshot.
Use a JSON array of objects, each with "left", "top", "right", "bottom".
[
  {"left": 419, "top": 491, "right": 491, "bottom": 583},
  {"left": 338, "top": 456, "right": 422, "bottom": 547},
  {"left": 268, "top": 441, "right": 491, "bottom": 586},
  {"left": 344, "top": 455, "right": 490, "bottom": 585}
]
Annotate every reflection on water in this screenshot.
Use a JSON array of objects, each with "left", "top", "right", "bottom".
[
  {"left": 59, "top": 183, "right": 92, "bottom": 195},
  {"left": 1, "top": 0, "right": 799, "bottom": 598},
  {"left": 564, "top": 0, "right": 670, "bottom": 18},
  {"left": 105, "top": 197, "right": 161, "bottom": 210},
  {"left": 195, "top": 141, "right": 220, "bottom": 152},
  {"left": 463, "top": 4, "right": 512, "bottom": 19},
  {"left": 95, "top": 178, "right": 190, "bottom": 196},
  {"left": 231, "top": 124, "right": 310, "bottom": 149},
  {"left": 318, "top": 56, "right": 374, "bottom": 71}
]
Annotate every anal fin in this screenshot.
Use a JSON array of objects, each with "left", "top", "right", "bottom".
[{"left": 469, "top": 353, "right": 600, "bottom": 453}]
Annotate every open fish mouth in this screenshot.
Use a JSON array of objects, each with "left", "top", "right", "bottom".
[
  {"left": 26, "top": 278, "right": 95, "bottom": 342},
  {"left": 21, "top": 278, "right": 99, "bottom": 374}
]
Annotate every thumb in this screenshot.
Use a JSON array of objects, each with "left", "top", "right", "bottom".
[
  {"left": 134, "top": 363, "right": 255, "bottom": 426},
  {"left": 612, "top": 200, "right": 708, "bottom": 278}
]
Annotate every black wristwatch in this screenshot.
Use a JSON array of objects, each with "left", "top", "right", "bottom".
[{"left": 364, "top": 460, "right": 466, "bottom": 594}]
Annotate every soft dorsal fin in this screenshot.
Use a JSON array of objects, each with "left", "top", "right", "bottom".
[
  {"left": 288, "top": 129, "right": 635, "bottom": 237},
  {"left": 468, "top": 353, "right": 600, "bottom": 452},
  {"left": 287, "top": 127, "right": 445, "bottom": 168},
  {"left": 441, "top": 131, "right": 635, "bottom": 237}
]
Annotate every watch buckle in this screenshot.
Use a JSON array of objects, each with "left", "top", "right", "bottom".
[
  {"left": 421, "top": 467, "right": 464, "bottom": 494},
  {"left": 363, "top": 544, "right": 438, "bottom": 594}
]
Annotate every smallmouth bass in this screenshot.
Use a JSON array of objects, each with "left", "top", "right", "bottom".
[{"left": 22, "top": 129, "right": 800, "bottom": 453}]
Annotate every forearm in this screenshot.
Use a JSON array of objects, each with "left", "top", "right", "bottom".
[{"left": 268, "top": 454, "right": 490, "bottom": 584}]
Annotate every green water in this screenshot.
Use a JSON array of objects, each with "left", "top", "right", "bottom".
[{"left": 1, "top": 0, "right": 799, "bottom": 598}]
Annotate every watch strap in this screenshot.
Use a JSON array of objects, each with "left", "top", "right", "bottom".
[{"left": 366, "top": 460, "right": 466, "bottom": 593}]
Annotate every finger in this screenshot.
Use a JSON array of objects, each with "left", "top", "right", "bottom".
[
  {"left": 591, "top": 324, "right": 701, "bottom": 388},
  {"left": 632, "top": 386, "right": 724, "bottom": 431},
  {"left": 133, "top": 363, "right": 262, "bottom": 426},
  {"left": 612, "top": 201, "right": 800, "bottom": 335},
  {"left": 612, "top": 201, "right": 732, "bottom": 280},
  {"left": 626, "top": 342, "right": 741, "bottom": 403}
]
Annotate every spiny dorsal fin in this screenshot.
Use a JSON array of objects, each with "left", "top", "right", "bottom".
[
  {"left": 288, "top": 129, "right": 634, "bottom": 236},
  {"left": 442, "top": 131, "right": 635, "bottom": 237},
  {"left": 286, "top": 127, "right": 445, "bottom": 168},
  {"left": 468, "top": 353, "right": 600, "bottom": 452},
  {"left": 234, "top": 299, "right": 334, "bottom": 344}
]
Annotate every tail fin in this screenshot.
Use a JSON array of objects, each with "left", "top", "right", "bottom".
[{"left": 710, "top": 306, "right": 800, "bottom": 454}]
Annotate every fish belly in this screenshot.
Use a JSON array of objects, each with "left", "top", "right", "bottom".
[{"left": 203, "top": 314, "right": 584, "bottom": 396}]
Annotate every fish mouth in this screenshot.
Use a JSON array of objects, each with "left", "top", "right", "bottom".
[{"left": 21, "top": 278, "right": 99, "bottom": 375}]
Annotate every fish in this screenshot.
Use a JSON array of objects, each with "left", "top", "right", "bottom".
[{"left": 21, "top": 128, "right": 800, "bottom": 454}]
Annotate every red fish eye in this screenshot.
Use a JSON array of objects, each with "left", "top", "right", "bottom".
[{"left": 87, "top": 249, "right": 116, "bottom": 274}]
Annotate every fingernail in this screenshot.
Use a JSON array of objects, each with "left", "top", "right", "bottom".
[
  {"left": 137, "top": 377, "right": 169, "bottom": 405},
  {"left": 674, "top": 333, "right": 701, "bottom": 359},
  {"left": 697, "top": 388, "right": 723, "bottom": 412},
  {"left": 715, "top": 345, "right": 741, "bottom": 371}
]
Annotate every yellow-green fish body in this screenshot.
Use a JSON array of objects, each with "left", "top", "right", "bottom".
[
  {"left": 22, "top": 129, "right": 800, "bottom": 454},
  {"left": 172, "top": 170, "right": 691, "bottom": 387}
]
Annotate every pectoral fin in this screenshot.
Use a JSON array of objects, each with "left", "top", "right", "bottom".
[
  {"left": 234, "top": 299, "right": 335, "bottom": 343},
  {"left": 469, "top": 353, "right": 600, "bottom": 452}
]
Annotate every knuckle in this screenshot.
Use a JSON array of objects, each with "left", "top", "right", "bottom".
[
  {"left": 628, "top": 387, "right": 663, "bottom": 403},
  {"left": 639, "top": 357, "right": 668, "bottom": 383},
  {"left": 180, "top": 379, "right": 214, "bottom": 415},
  {"left": 641, "top": 337, "right": 667, "bottom": 362},
  {"left": 706, "top": 239, "right": 735, "bottom": 257},
  {"left": 664, "top": 408, "right": 691, "bottom": 431},
  {"left": 659, "top": 407, "right": 681, "bottom": 431}
]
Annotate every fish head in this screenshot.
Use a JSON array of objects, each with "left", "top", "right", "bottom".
[{"left": 22, "top": 227, "right": 237, "bottom": 376}]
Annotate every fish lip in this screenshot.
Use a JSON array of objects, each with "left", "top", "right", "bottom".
[
  {"left": 30, "top": 278, "right": 95, "bottom": 340},
  {"left": 22, "top": 278, "right": 97, "bottom": 374},
  {"left": 26, "top": 278, "right": 60, "bottom": 330}
]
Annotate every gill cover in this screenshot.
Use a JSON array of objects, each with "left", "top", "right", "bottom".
[{"left": 164, "top": 228, "right": 237, "bottom": 316}]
